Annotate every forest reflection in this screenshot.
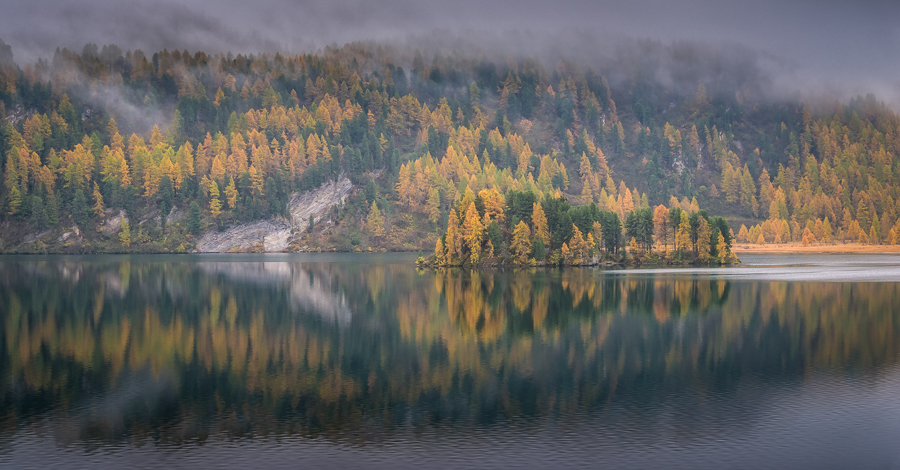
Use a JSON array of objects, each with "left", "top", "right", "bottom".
[{"left": 1, "top": 256, "right": 899, "bottom": 444}]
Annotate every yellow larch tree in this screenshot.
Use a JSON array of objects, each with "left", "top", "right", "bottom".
[
  {"left": 511, "top": 221, "right": 532, "bottom": 265},
  {"left": 697, "top": 217, "right": 712, "bottom": 261},
  {"left": 367, "top": 201, "right": 385, "bottom": 238},
  {"left": 675, "top": 211, "right": 691, "bottom": 253},
  {"left": 532, "top": 202, "right": 550, "bottom": 246},
  {"left": 91, "top": 182, "right": 105, "bottom": 218},
  {"left": 463, "top": 202, "right": 484, "bottom": 263},
  {"left": 445, "top": 209, "right": 462, "bottom": 263},
  {"left": 425, "top": 187, "right": 441, "bottom": 223},
  {"left": 224, "top": 177, "right": 238, "bottom": 210},
  {"left": 209, "top": 180, "right": 222, "bottom": 217},
  {"left": 652, "top": 204, "right": 669, "bottom": 250}
]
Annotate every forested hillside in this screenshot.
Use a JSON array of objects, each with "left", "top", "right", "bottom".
[{"left": 1, "top": 38, "right": 899, "bottom": 257}]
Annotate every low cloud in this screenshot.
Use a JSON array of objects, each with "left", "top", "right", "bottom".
[{"left": 2, "top": 0, "right": 898, "bottom": 107}]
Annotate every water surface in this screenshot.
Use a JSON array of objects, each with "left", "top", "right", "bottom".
[{"left": 2, "top": 253, "right": 900, "bottom": 469}]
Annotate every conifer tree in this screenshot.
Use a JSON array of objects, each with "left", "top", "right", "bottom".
[
  {"left": 209, "top": 180, "right": 222, "bottom": 218},
  {"left": 119, "top": 220, "right": 131, "bottom": 248},
  {"left": 802, "top": 227, "right": 816, "bottom": 245},
  {"left": 532, "top": 202, "right": 550, "bottom": 246},
  {"left": 511, "top": 220, "right": 532, "bottom": 265},
  {"left": 591, "top": 221, "right": 603, "bottom": 253},
  {"left": 463, "top": 202, "right": 484, "bottom": 263},
  {"left": 561, "top": 242, "right": 572, "bottom": 264},
  {"left": 627, "top": 237, "right": 640, "bottom": 258},
  {"left": 533, "top": 237, "right": 546, "bottom": 261},
  {"left": 92, "top": 182, "right": 105, "bottom": 219},
  {"left": 6, "top": 184, "right": 21, "bottom": 216},
  {"left": 653, "top": 204, "right": 669, "bottom": 249},
  {"left": 367, "top": 201, "right": 385, "bottom": 238},
  {"left": 426, "top": 187, "right": 441, "bottom": 223},
  {"left": 434, "top": 238, "right": 445, "bottom": 264},
  {"left": 697, "top": 217, "right": 712, "bottom": 261},
  {"left": 72, "top": 189, "right": 89, "bottom": 226},
  {"left": 446, "top": 209, "right": 462, "bottom": 262},
  {"left": 224, "top": 177, "right": 238, "bottom": 210},
  {"left": 569, "top": 224, "right": 588, "bottom": 264},
  {"left": 187, "top": 201, "right": 202, "bottom": 234},
  {"left": 676, "top": 211, "right": 691, "bottom": 254},
  {"left": 715, "top": 231, "right": 727, "bottom": 259}
]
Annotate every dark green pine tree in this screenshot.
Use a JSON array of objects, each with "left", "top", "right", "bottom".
[{"left": 187, "top": 200, "right": 202, "bottom": 235}]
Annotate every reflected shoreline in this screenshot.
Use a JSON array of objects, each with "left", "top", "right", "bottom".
[{"left": 2, "top": 253, "right": 900, "bottom": 448}]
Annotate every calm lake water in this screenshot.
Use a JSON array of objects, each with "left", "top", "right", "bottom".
[{"left": 2, "top": 253, "right": 900, "bottom": 469}]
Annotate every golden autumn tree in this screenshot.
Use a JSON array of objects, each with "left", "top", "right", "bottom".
[
  {"left": 569, "top": 224, "right": 588, "bottom": 265},
  {"left": 462, "top": 202, "right": 484, "bottom": 263},
  {"left": 592, "top": 221, "right": 603, "bottom": 253},
  {"left": 653, "top": 204, "right": 668, "bottom": 250},
  {"left": 532, "top": 202, "right": 550, "bottom": 246},
  {"left": 425, "top": 187, "right": 441, "bottom": 223},
  {"left": 801, "top": 227, "right": 816, "bottom": 245},
  {"left": 715, "top": 231, "right": 727, "bottom": 259},
  {"left": 224, "top": 177, "right": 238, "bottom": 210},
  {"left": 479, "top": 188, "right": 505, "bottom": 224},
  {"left": 209, "top": 180, "right": 222, "bottom": 217},
  {"left": 434, "top": 238, "right": 446, "bottom": 264},
  {"left": 697, "top": 217, "right": 712, "bottom": 261},
  {"left": 367, "top": 201, "right": 385, "bottom": 238},
  {"left": 445, "top": 209, "right": 462, "bottom": 263},
  {"left": 676, "top": 211, "right": 691, "bottom": 253},
  {"left": 92, "top": 182, "right": 105, "bottom": 218},
  {"left": 511, "top": 221, "right": 532, "bottom": 265}
]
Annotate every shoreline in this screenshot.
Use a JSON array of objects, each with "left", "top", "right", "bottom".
[
  {"left": 733, "top": 243, "right": 900, "bottom": 254},
  {"left": 5, "top": 244, "right": 900, "bottom": 256}
]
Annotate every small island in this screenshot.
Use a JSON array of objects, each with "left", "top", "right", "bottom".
[{"left": 417, "top": 188, "right": 740, "bottom": 268}]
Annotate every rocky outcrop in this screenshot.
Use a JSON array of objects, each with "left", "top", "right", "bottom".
[
  {"left": 287, "top": 177, "right": 353, "bottom": 232},
  {"left": 195, "top": 219, "right": 291, "bottom": 252},
  {"left": 58, "top": 226, "right": 83, "bottom": 244},
  {"left": 101, "top": 210, "right": 128, "bottom": 237},
  {"left": 195, "top": 176, "right": 353, "bottom": 253}
]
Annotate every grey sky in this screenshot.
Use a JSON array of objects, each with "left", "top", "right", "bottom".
[{"left": 1, "top": 0, "right": 898, "bottom": 104}]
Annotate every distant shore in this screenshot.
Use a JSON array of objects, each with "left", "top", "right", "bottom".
[{"left": 732, "top": 243, "right": 900, "bottom": 254}]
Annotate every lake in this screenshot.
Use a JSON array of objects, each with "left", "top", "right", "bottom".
[{"left": 1, "top": 253, "right": 900, "bottom": 469}]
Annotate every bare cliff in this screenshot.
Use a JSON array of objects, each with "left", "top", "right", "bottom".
[{"left": 195, "top": 177, "right": 353, "bottom": 253}]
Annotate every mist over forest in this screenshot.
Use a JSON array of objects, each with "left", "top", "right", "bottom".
[{"left": 2, "top": 0, "right": 899, "bottom": 106}]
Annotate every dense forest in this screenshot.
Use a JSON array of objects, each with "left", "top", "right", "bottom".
[{"left": 1, "top": 37, "right": 899, "bottom": 258}]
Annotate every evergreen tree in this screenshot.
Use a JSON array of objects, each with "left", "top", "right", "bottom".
[
  {"left": 71, "top": 189, "right": 89, "bottom": 226},
  {"left": 119, "top": 220, "right": 131, "bottom": 248},
  {"left": 187, "top": 200, "right": 202, "bottom": 234},
  {"left": 30, "top": 196, "right": 46, "bottom": 230},
  {"left": 532, "top": 237, "right": 546, "bottom": 261},
  {"left": 487, "top": 221, "right": 503, "bottom": 252}
]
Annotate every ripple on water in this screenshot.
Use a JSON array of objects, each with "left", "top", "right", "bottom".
[{"left": 3, "top": 365, "right": 900, "bottom": 469}]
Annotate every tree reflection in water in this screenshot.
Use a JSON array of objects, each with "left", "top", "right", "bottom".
[{"left": 1, "top": 255, "right": 899, "bottom": 445}]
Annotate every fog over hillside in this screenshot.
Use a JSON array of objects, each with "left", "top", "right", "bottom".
[{"left": 1, "top": 0, "right": 899, "bottom": 106}]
